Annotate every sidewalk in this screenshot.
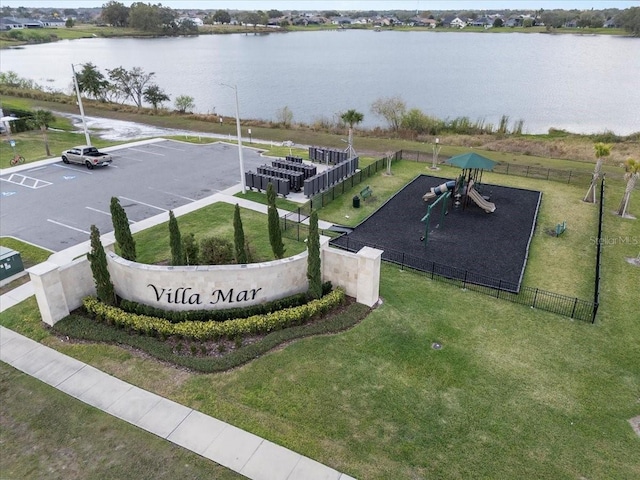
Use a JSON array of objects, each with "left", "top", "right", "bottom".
[{"left": 0, "top": 326, "right": 354, "bottom": 480}]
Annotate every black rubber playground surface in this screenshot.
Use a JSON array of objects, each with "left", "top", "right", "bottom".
[{"left": 330, "top": 174, "right": 542, "bottom": 292}]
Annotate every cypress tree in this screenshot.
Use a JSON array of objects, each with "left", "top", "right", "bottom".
[
  {"left": 87, "top": 224, "right": 115, "bottom": 305},
  {"left": 110, "top": 196, "right": 136, "bottom": 261},
  {"left": 168, "top": 210, "right": 185, "bottom": 265},
  {"left": 306, "top": 210, "right": 322, "bottom": 299},
  {"left": 267, "top": 182, "right": 285, "bottom": 259},
  {"left": 233, "top": 203, "right": 248, "bottom": 264}
]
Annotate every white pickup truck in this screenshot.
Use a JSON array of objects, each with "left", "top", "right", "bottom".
[{"left": 61, "top": 145, "right": 112, "bottom": 169}]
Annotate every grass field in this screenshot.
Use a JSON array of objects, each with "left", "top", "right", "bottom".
[{"left": 1, "top": 103, "right": 639, "bottom": 478}]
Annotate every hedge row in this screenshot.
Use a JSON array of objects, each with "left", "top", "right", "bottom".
[
  {"left": 119, "top": 282, "right": 333, "bottom": 323},
  {"left": 54, "top": 301, "right": 370, "bottom": 373},
  {"left": 83, "top": 288, "right": 346, "bottom": 341}
]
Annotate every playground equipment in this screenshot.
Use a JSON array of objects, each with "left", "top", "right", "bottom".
[
  {"left": 467, "top": 179, "right": 496, "bottom": 213},
  {"left": 421, "top": 188, "right": 450, "bottom": 245},
  {"left": 422, "top": 180, "right": 456, "bottom": 200}
]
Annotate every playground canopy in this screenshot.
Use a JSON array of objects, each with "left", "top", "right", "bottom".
[{"left": 445, "top": 152, "right": 496, "bottom": 171}]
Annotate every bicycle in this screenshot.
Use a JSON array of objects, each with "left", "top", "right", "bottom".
[{"left": 10, "top": 154, "right": 25, "bottom": 166}]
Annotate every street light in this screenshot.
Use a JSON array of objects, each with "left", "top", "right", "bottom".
[
  {"left": 430, "top": 137, "right": 441, "bottom": 170},
  {"left": 71, "top": 63, "right": 91, "bottom": 146},
  {"left": 220, "top": 83, "right": 246, "bottom": 194},
  {"left": 248, "top": 128, "right": 252, "bottom": 144}
]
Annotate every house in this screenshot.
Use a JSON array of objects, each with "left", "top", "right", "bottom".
[
  {"left": 441, "top": 15, "right": 467, "bottom": 28},
  {"left": 450, "top": 17, "right": 467, "bottom": 29},
  {"left": 505, "top": 16, "right": 523, "bottom": 27},
  {"left": 9, "top": 17, "right": 43, "bottom": 28},
  {"left": 178, "top": 16, "right": 204, "bottom": 27},
  {"left": 603, "top": 17, "right": 619, "bottom": 28},
  {"left": 415, "top": 17, "right": 437, "bottom": 28},
  {"left": 0, "top": 18, "right": 23, "bottom": 30},
  {"left": 471, "top": 16, "right": 492, "bottom": 27},
  {"left": 564, "top": 19, "right": 579, "bottom": 28},
  {"left": 40, "top": 17, "right": 66, "bottom": 27}
]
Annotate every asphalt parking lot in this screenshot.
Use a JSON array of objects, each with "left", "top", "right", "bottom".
[{"left": 0, "top": 140, "right": 266, "bottom": 252}]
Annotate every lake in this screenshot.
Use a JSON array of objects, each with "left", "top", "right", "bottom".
[{"left": 2, "top": 30, "right": 639, "bottom": 135}]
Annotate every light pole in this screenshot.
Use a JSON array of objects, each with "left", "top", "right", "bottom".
[
  {"left": 71, "top": 63, "right": 91, "bottom": 146},
  {"left": 220, "top": 83, "right": 246, "bottom": 194},
  {"left": 248, "top": 128, "right": 252, "bottom": 144},
  {"left": 430, "top": 137, "right": 441, "bottom": 170}
]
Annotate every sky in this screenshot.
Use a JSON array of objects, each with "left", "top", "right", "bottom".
[{"left": 7, "top": 1, "right": 640, "bottom": 11}]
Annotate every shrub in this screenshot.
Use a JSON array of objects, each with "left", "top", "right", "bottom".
[
  {"left": 200, "top": 235, "right": 234, "bottom": 265},
  {"left": 168, "top": 210, "right": 184, "bottom": 266},
  {"left": 83, "top": 287, "right": 346, "bottom": 341},
  {"left": 182, "top": 232, "right": 199, "bottom": 265}
]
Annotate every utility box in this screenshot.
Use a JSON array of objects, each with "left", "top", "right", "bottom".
[
  {"left": 0, "top": 246, "right": 25, "bottom": 281},
  {"left": 353, "top": 195, "right": 361, "bottom": 208}
]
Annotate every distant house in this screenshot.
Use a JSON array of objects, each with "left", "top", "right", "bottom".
[
  {"left": 470, "top": 16, "right": 492, "bottom": 27},
  {"left": 40, "top": 17, "right": 66, "bottom": 27},
  {"left": 415, "top": 17, "right": 437, "bottom": 28},
  {"left": 10, "top": 17, "right": 43, "bottom": 28},
  {"left": 334, "top": 17, "right": 353, "bottom": 25},
  {"left": 450, "top": 17, "right": 467, "bottom": 29},
  {"left": 178, "top": 16, "right": 204, "bottom": 27},
  {"left": 603, "top": 17, "right": 619, "bottom": 28},
  {"left": 505, "top": 16, "right": 523, "bottom": 27},
  {"left": 564, "top": 19, "right": 579, "bottom": 28},
  {"left": 441, "top": 15, "right": 467, "bottom": 28},
  {"left": 0, "top": 18, "right": 22, "bottom": 30}
]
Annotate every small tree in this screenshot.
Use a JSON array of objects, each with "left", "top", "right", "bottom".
[
  {"left": 233, "top": 204, "right": 248, "bottom": 264},
  {"left": 110, "top": 197, "right": 136, "bottom": 261},
  {"left": 267, "top": 182, "right": 285, "bottom": 259},
  {"left": 87, "top": 224, "right": 115, "bottom": 305},
  {"left": 65, "top": 18, "right": 74, "bottom": 28},
  {"left": 306, "top": 210, "right": 322, "bottom": 300},
  {"left": 275, "top": 106, "right": 293, "bottom": 128},
  {"left": 143, "top": 84, "right": 170, "bottom": 113},
  {"left": 168, "top": 210, "right": 185, "bottom": 265},
  {"left": 371, "top": 96, "right": 406, "bottom": 133},
  {"left": 340, "top": 109, "right": 363, "bottom": 159},
  {"left": 617, "top": 158, "right": 640, "bottom": 217},
  {"left": 584, "top": 143, "right": 611, "bottom": 203},
  {"left": 183, "top": 232, "right": 199, "bottom": 265},
  {"left": 27, "top": 109, "right": 54, "bottom": 156},
  {"left": 175, "top": 95, "right": 195, "bottom": 113}
]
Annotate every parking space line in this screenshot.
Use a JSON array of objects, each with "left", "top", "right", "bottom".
[
  {"left": 119, "top": 196, "right": 168, "bottom": 212},
  {"left": 1, "top": 174, "right": 53, "bottom": 189},
  {"left": 47, "top": 219, "right": 90, "bottom": 235},
  {"left": 86, "top": 206, "right": 134, "bottom": 223},
  {"left": 152, "top": 143, "right": 187, "bottom": 151},
  {"left": 128, "top": 147, "right": 165, "bottom": 157},
  {"left": 147, "top": 187, "right": 195, "bottom": 202},
  {"left": 52, "top": 164, "right": 93, "bottom": 175}
]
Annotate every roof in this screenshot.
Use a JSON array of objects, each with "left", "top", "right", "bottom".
[{"left": 445, "top": 152, "right": 496, "bottom": 170}]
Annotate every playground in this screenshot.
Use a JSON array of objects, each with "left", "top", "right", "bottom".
[{"left": 331, "top": 174, "right": 542, "bottom": 292}]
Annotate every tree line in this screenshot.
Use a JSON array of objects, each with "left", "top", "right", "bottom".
[
  {"left": 100, "top": 1, "right": 197, "bottom": 34},
  {"left": 74, "top": 62, "right": 193, "bottom": 113}
]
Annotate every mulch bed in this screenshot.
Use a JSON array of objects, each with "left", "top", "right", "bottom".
[{"left": 331, "top": 174, "right": 541, "bottom": 292}]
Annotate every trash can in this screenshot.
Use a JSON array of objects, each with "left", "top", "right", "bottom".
[
  {"left": 0, "top": 246, "right": 24, "bottom": 281},
  {"left": 352, "top": 195, "right": 360, "bottom": 208}
]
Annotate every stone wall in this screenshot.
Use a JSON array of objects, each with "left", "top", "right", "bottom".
[{"left": 29, "top": 236, "right": 382, "bottom": 326}]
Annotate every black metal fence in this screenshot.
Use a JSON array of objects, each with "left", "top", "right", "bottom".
[
  {"left": 592, "top": 177, "right": 606, "bottom": 323},
  {"left": 329, "top": 236, "right": 596, "bottom": 322},
  {"left": 399, "top": 149, "right": 593, "bottom": 185}
]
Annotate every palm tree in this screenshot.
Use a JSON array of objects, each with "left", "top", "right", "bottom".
[
  {"left": 28, "top": 109, "right": 55, "bottom": 156},
  {"left": 584, "top": 142, "right": 611, "bottom": 203},
  {"left": 617, "top": 158, "right": 640, "bottom": 217},
  {"left": 340, "top": 109, "right": 363, "bottom": 159}
]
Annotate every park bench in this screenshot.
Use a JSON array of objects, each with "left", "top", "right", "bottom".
[
  {"left": 555, "top": 221, "right": 567, "bottom": 237},
  {"left": 360, "top": 185, "right": 373, "bottom": 200}
]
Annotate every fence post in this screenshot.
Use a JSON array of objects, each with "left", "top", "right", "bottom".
[
  {"left": 463, "top": 270, "right": 468, "bottom": 289},
  {"left": 568, "top": 171, "right": 572, "bottom": 184},
  {"left": 506, "top": 163, "right": 509, "bottom": 175},
  {"left": 547, "top": 168, "right": 550, "bottom": 180},
  {"left": 526, "top": 166, "right": 530, "bottom": 177},
  {"left": 571, "top": 297, "right": 578, "bottom": 319},
  {"left": 533, "top": 288, "right": 538, "bottom": 308},
  {"left": 401, "top": 252, "right": 405, "bottom": 271},
  {"left": 496, "top": 279, "right": 502, "bottom": 298}
]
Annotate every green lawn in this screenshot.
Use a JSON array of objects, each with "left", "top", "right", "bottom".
[{"left": 133, "top": 202, "right": 306, "bottom": 264}]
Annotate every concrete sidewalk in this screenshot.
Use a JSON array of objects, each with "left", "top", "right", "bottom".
[{"left": 0, "top": 326, "right": 354, "bottom": 480}]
